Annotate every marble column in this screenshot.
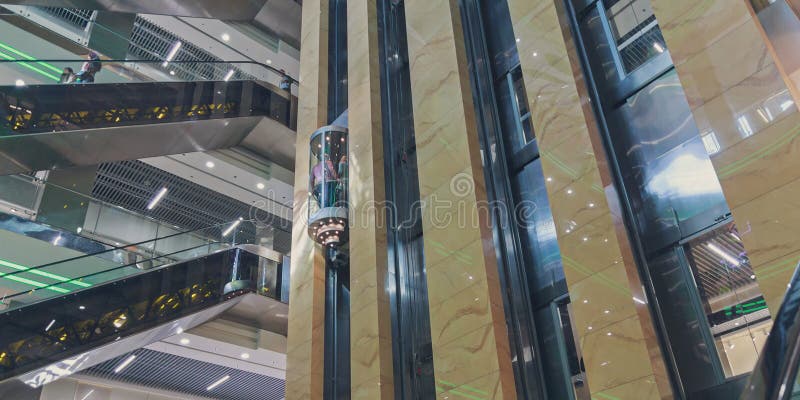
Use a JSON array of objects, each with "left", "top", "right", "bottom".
[
  {"left": 285, "top": 1, "right": 328, "bottom": 399},
  {"left": 651, "top": 0, "right": 800, "bottom": 313},
  {"left": 506, "top": 1, "right": 673, "bottom": 398},
  {"left": 403, "top": 0, "right": 517, "bottom": 398},
  {"left": 347, "top": 1, "right": 395, "bottom": 398}
]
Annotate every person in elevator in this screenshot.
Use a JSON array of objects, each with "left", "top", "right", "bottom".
[
  {"left": 75, "top": 52, "right": 102, "bottom": 83},
  {"left": 335, "top": 154, "right": 347, "bottom": 206},
  {"left": 279, "top": 69, "right": 291, "bottom": 92},
  {"left": 59, "top": 67, "right": 76, "bottom": 83},
  {"left": 311, "top": 152, "right": 338, "bottom": 208}
]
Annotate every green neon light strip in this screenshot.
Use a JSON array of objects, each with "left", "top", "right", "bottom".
[
  {"left": 0, "top": 49, "right": 59, "bottom": 82},
  {"left": 0, "top": 259, "right": 91, "bottom": 288},
  {"left": 0, "top": 273, "right": 70, "bottom": 294},
  {"left": 438, "top": 379, "right": 488, "bottom": 396},
  {"left": 0, "top": 42, "right": 63, "bottom": 74}
]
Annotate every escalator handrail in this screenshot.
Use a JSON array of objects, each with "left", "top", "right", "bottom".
[
  {"left": 0, "top": 240, "right": 233, "bottom": 305},
  {"left": 0, "top": 217, "right": 256, "bottom": 281},
  {"left": 0, "top": 174, "right": 221, "bottom": 261},
  {"left": 0, "top": 58, "right": 298, "bottom": 86},
  {"left": 0, "top": 11, "right": 297, "bottom": 86}
]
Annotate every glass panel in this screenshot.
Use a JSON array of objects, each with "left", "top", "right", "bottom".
[
  {"left": 603, "top": 0, "right": 666, "bottom": 74},
  {"left": 496, "top": 66, "right": 535, "bottom": 155},
  {"left": 0, "top": 220, "right": 253, "bottom": 311},
  {"left": 685, "top": 223, "right": 773, "bottom": 378},
  {"left": 512, "top": 67, "right": 529, "bottom": 116},
  {"left": 511, "top": 160, "right": 567, "bottom": 308},
  {"left": 0, "top": 175, "right": 41, "bottom": 211},
  {"left": 1, "top": 79, "right": 293, "bottom": 136},
  {"left": 607, "top": 70, "right": 729, "bottom": 252},
  {"left": 0, "top": 248, "right": 279, "bottom": 382},
  {"left": 649, "top": 247, "right": 721, "bottom": 392},
  {"left": 308, "top": 128, "right": 348, "bottom": 216}
]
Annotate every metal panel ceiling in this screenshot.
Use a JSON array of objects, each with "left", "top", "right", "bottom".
[
  {"left": 83, "top": 348, "right": 285, "bottom": 400},
  {"left": 91, "top": 160, "right": 292, "bottom": 252}
]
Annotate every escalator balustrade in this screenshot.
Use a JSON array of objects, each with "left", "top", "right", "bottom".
[
  {"left": 1, "top": 79, "right": 291, "bottom": 135},
  {"left": 0, "top": 247, "right": 281, "bottom": 385}
]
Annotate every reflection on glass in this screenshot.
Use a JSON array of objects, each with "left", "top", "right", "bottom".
[
  {"left": 603, "top": 0, "right": 666, "bottom": 73},
  {"left": 511, "top": 66, "right": 535, "bottom": 145},
  {"left": 308, "top": 129, "right": 348, "bottom": 213},
  {"left": 685, "top": 223, "right": 773, "bottom": 377}
]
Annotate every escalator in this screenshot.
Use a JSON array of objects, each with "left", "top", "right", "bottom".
[
  {"left": 741, "top": 262, "right": 800, "bottom": 400},
  {"left": 0, "top": 59, "right": 296, "bottom": 175},
  {"left": 0, "top": 218, "right": 287, "bottom": 393}
]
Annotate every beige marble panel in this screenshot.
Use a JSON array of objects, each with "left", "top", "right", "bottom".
[
  {"left": 285, "top": 1, "right": 329, "bottom": 398},
  {"left": 508, "top": 0, "right": 674, "bottom": 398},
  {"left": 652, "top": 0, "right": 800, "bottom": 311},
  {"left": 690, "top": 63, "right": 791, "bottom": 156},
  {"left": 672, "top": 18, "right": 774, "bottom": 109},
  {"left": 712, "top": 109, "right": 800, "bottom": 209},
  {"left": 405, "top": 0, "right": 516, "bottom": 397},
  {"left": 569, "top": 263, "right": 637, "bottom": 335},
  {"left": 653, "top": 0, "right": 751, "bottom": 66},
  {"left": 731, "top": 176, "right": 800, "bottom": 311},
  {"left": 347, "top": 1, "right": 394, "bottom": 398},
  {"left": 437, "top": 370, "right": 504, "bottom": 400},
  {"left": 598, "top": 375, "right": 661, "bottom": 400},
  {"left": 581, "top": 315, "right": 656, "bottom": 392}
]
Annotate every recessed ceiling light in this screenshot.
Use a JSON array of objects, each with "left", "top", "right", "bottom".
[
  {"left": 240, "top": 353, "right": 250, "bottom": 359},
  {"left": 266, "top": 59, "right": 272, "bottom": 65},
  {"left": 162, "top": 41, "right": 182, "bottom": 67},
  {"left": 221, "top": 33, "right": 230, "bottom": 42},
  {"left": 114, "top": 355, "right": 136, "bottom": 373},
  {"left": 146, "top": 187, "right": 168, "bottom": 210},
  {"left": 15, "top": 79, "right": 25, "bottom": 86},
  {"left": 180, "top": 338, "right": 190, "bottom": 345},
  {"left": 169, "top": 70, "right": 175, "bottom": 76},
  {"left": 222, "top": 219, "right": 242, "bottom": 237},
  {"left": 206, "top": 161, "right": 215, "bottom": 168},
  {"left": 256, "top": 183, "right": 265, "bottom": 190},
  {"left": 207, "top": 375, "right": 230, "bottom": 391},
  {"left": 79, "top": 305, "right": 86, "bottom": 310}
]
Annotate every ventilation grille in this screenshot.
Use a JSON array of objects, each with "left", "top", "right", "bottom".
[
  {"left": 128, "top": 17, "right": 251, "bottom": 82},
  {"left": 40, "top": 7, "right": 93, "bottom": 29},
  {"left": 91, "top": 160, "right": 291, "bottom": 250},
  {"left": 83, "top": 348, "right": 285, "bottom": 400}
]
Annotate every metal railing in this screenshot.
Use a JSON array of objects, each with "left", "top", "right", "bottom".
[
  {"left": 0, "top": 218, "right": 261, "bottom": 310},
  {"left": 10, "top": 7, "right": 297, "bottom": 87}
]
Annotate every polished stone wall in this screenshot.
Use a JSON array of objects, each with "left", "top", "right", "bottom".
[
  {"left": 651, "top": 0, "right": 800, "bottom": 313},
  {"left": 506, "top": 1, "right": 673, "bottom": 398},
  {"left": 346, "top": 1, "right": 395, "bottom": 398},
  {"left": 285, "top": 1, "right": 328, "bottom": 399},
  {"left": 403, "top": 0, "right": 517, "bottom": 398}
]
